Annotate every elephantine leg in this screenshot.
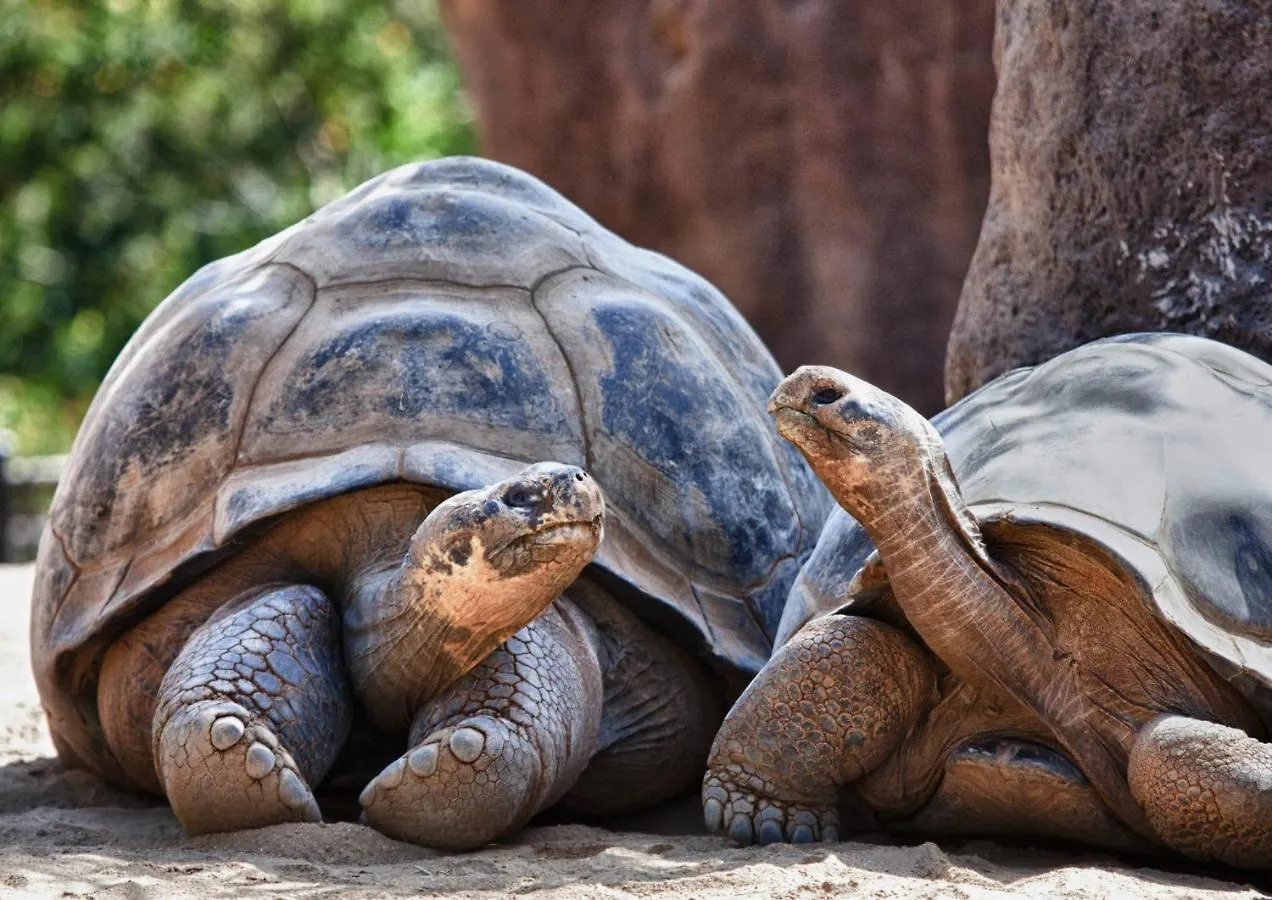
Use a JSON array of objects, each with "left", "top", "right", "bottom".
[
  {"left": 703, "top": 615, "right": 937, "bottom": 845},
  {"left": 153, "top": 584, "right": 352, "bottom": 835},
  {"left": 359, "top": 599, "right": 603, "bottom": 850},
  {"left": 1129, "top": 714, "right": 1272, "bottom": 869},
  {"left": 559, "top": 582, "right": 721, "bottom": 815}
]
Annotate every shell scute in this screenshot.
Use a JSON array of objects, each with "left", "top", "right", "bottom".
[
  {"left": 50, "top": 264, "right": 314, "bottom": 572},
  {"left": 237, "top": 284, "right": 582, "bottom": 468},
  {"left": 274, "top": 183, "right": 589, "bottom": 290}
]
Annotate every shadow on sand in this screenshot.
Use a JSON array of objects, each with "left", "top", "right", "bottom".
[{"left": 0, "top": 755, "right": 1264, "bottom": 899}]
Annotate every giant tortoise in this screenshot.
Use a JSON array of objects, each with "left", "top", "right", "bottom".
[
  {"left": 704, "top": 333, "right": 1272, "bottom": 869},
  {"left": 30, "top": 156, "right": 829, "bottom": 849}
]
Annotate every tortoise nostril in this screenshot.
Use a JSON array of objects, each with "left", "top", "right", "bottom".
[
  {"left": 811, "top": 387, "right": 843, "bottom": 405},
  {"left": 503, "top": 485, "right": 542, "bottom": 510}
]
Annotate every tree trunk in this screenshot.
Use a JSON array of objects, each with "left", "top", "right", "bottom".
[
  {"left": 439, "top": 0, "right": 994, "bottom": 414},
  {"left": 946, "top": 1, "right": 1272, "bottom": 403}
]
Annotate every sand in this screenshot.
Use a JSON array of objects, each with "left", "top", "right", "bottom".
[{"left": 0, "top": 564, "right": 1266, "bottom": 899}]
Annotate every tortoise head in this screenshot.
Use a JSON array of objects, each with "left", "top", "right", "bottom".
[
  {"left": 410, "top": 462, "right": 605, "bottom": 592},
  {"left": 343, "top": 462, "right": 606, "bottom": 730},
  {"left": 768, "top": 365, "right": 942, "bottom": 521}
]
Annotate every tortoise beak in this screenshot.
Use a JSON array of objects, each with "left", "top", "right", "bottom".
[
  {"left": 770, "top": 369, "right": 827, "bottom": 451},
  {"left": 767, "top": 392, "right": 799, "bottom": 417},
  {"left": 769, "top": 369, "right": 814, "bottom": 418},
  {"left": 771, "top": 405, "right": 816, "bottom": 445}
]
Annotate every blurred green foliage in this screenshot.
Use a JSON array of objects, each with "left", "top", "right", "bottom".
[{"left": 0, "top": 0, "right": 473, "bottom": 455}]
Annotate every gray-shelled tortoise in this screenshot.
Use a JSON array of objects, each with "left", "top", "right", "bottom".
[
  {"left": 704, "top": 333, "right": 1272, "bottom": 869},
  {"left": 30, "top": 156, "right": 830, "bottom": 850}
]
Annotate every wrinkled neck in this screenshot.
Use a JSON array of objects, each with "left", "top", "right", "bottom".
[
  {"left": 847, "top": 454, "right": 1041, "bottom": 695},
  {"left": 845, "top": 451, "right": 1159, "bottom": 840},
  {"left": 866, "top": 457, "right": 990, "bottom": 576}
]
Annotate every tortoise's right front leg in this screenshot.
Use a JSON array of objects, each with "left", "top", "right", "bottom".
[
  {"left": 703, "top": 615, "right": 936, "bottom": 844},
  {"left": 152, "top": 584, "right": 352, "bottom": 834}
]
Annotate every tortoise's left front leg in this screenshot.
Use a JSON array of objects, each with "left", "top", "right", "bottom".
[
  {"left": 357, "top": 597, "right": 603, "bottom": 849},
  {"left": 1129, "top": 715, "right": 1272, "bottom": 868}
]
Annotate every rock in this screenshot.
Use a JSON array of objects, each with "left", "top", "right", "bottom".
[
  {"left": 440, "top": 0, "right": 995, "bottom": 414},
  {"left": 946, "top": 0, "right": 1272, "bottom": 403}
]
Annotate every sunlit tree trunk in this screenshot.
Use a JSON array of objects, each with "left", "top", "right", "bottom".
[{"left": 946, "top": 0, "right": 1272, "bottom": 403}]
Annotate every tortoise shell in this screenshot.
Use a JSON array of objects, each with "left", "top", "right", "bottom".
[
  {"left": 779, "top": 333, "right": 1272, "bottom": 724},
  {"left": 32, "top": 156, "right": 831, "bottom": 772}
]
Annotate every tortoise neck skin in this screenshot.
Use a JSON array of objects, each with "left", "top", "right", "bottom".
[
  {"left": 814, "top": 430, "right": 1047, "bottom": 704},
  {"left": 768, "top": 365, "right": 1156, "bottom": 838}
]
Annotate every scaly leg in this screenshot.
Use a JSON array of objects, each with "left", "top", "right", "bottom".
[
  {"left": 1128, "top": 714, "right": 1272, "bottom": 868},
  {"left": 358, "top": 583, "right": 719, "bottom": 849},
  {"left": 703, "top": 615, "right": 937, "bottom": 844},
  {"left": 153, "top": 584, "right": 352, "bottom": 835},
  {"left": 359, "top": 598, "right": 602, "bottom": 849}
]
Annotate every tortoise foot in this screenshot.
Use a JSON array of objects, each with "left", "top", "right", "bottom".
[
  {"left": 703, "top": 615, "right": 935, "bottom": 847},
  {"left": 359, "top": 715, "right": 539, "bottom": 850},
  {"left": 361, "top": 601, "right": 605, "bottom": 849},
  {"left": 148, "top": 582, "right": 349, "bottom": 835},
  {"left": 702, "top": 772, "right": 839, "bottom": 845},
  {"left": 157, "top": 699, "right": 320, "bottom": 835}
]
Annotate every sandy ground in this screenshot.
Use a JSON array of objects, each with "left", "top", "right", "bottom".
[{"left": 0, "top": 565, "right": 1267, "bottom": 899}]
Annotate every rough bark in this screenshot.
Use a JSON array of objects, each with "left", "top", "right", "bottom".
[
  {"left": 946, "top": 1, "right": 1272, "bottom": 403},
  {"left": 440, "top": 0, "right": 995, "bottom": 414}
]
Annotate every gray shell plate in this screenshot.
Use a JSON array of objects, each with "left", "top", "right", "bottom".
[
  {"left": 780, "top": 333, "right": 1272, "bottom": 717},
  {"left": 32, "top": 157, "right": 831, "bottom": 772}
]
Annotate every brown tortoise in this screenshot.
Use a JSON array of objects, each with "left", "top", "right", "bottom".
[
  {"left": 30, "top": 156, "right": 829, "bottom": 850},
  {"left": 704, "top": 333, "right": 1272, "bottom": 869}
]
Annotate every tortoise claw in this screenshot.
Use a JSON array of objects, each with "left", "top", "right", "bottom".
[{"left": 702, "top": 772, "right": 840, "bottom": 846}]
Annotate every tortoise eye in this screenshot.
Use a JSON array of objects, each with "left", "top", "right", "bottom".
[
  {"left": 503, "top": 485, "right": 542, "bottom": 509},
  {"left": 811, "top": 386, "right": 843, "bottom": 405}
]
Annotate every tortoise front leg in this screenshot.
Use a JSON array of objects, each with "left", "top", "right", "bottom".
[
  {"left": 1129, "top": 715, "right": 1272, "bottom": 868},
  {"left": 358, "top": 598, "right": 603, "bottom": 850},
  {"left": 358, "top": 585, "right": 719, "bottom": 850},
  {"left": 153, "top": 584, "right": 352, "bottom": 835},
  {"left": 703, "top": 615, "right": 937, "bottom": 844}
]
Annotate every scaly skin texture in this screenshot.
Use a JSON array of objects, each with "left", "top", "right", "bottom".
[
  {"left": 360, "top": 599, "right": 601, "bottom": 849},
  {"left": 361, "top": 586, "right": 719, "bottom": 849},
  {"left": 1129, "top": 715, "right": 1272, "bottom": 869},
  {"left": 153, "top": 584, "right": 350, "bottom": 835},
  {"left": 703, "top": 615, "right": 936, "bottom": 844}
]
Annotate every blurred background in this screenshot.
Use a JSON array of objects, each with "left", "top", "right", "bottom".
[
  {"left": 0, "top": 0, "right": 473, "bottom": 458},
  {"left": 0, "top": 0, "right": 996, "bottom": 558}
]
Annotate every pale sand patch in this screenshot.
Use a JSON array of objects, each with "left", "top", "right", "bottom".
[{"left": 0, "top": 564, "right": 1265, "bottom": 899}]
